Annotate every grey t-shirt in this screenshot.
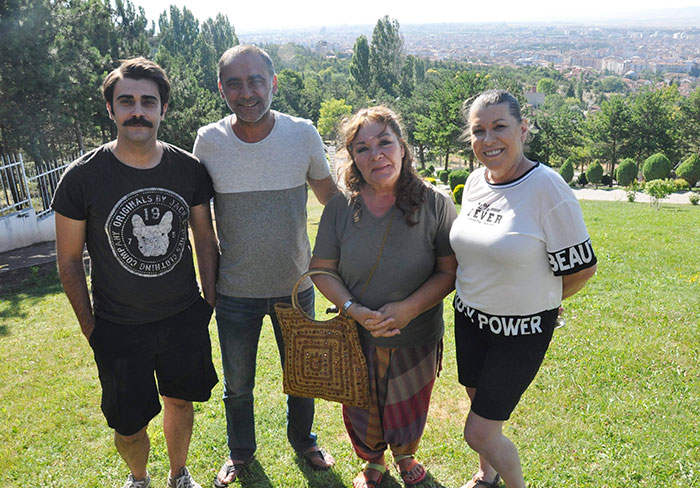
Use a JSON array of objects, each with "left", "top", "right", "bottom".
[
  {"left": 313, "top": 187, "right": 457, "bottom": 348},
  {"left": 193, "top": 111, "right": 330, "bottom": 298}
]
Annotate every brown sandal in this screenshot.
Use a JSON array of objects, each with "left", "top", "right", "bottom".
[
  {"left": 302, "top": 447, "right": 336, "bottom": 471},
  {"left": 461, "top": 473, "right": 500, "bottom": 488},
  {"left": 354, "top": 463, "right": 387, "bottom": 488},
  {"left": 393, "top": 455, "right": 427, "bottom": 485},
  {"left": 213, "top": 459, "right": 245, "bottom": 487}
]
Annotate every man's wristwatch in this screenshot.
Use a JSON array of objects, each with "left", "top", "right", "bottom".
[{"left": 342, "top": 298, "right": 357, "bottom": 314}]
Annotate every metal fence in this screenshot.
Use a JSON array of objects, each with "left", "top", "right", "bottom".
[{"left": 0, "top": 152, "right": 78, "bottom": 218}]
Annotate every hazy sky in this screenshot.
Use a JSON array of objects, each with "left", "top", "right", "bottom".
[{"left": 129, "top": 0, "right": 699, "bottom": 32}]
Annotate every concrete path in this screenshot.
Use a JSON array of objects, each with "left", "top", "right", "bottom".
[
  {"left": 573, "top": 188, "right": 695, "bottom": 205},
  {"left": 0, "top": 240, "right": 56, "bottom": 274}
]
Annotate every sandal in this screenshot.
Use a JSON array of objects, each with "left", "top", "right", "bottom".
[
  {"left": 302, "top": 447, "right": 336, "bottom": 471},
  {"left": 393, "top": 454, "right": 427, "bottom": 485},
  {"left": 460, "top": 473, "right": 501, "bottom": 488},
  {"left": 213, "top": 459, "right": 245, "bottom": 488},
  {"left": 353, "top": 463, "right": 387, "bottom": 488}
]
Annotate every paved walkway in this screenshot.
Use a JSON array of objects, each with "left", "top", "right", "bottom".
[
  {"left": 572, "top": 188, "right": 695, "bottom": 204},
  {"left": 0, "top": 240, "right": 56, "bottom": 274}
]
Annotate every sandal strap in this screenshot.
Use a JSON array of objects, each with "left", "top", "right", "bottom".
[
  {"left": 473, "top": 473, "right": 500, "bottom": 487},
  {"left": 393, "top": 454, "right": 413, "bottom": 463},
  {"left": 304, "top": 449, "right": 325, "bottom": 460},
  {"left": 359, "top": 463, "right": 386, "bottom": 488},
  {"left": 365, "top": 462, "right": 387, "bottom": 474},
  {"left": 214, "top": 461, "right": 244, "bottom": 488}
]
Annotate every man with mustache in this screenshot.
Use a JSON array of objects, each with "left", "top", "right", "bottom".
[
  {"left": 193, "top": 45, "right": 338, "bottom": 487},
  {"left": 52, "top": 57, "right": 219, "bottom": 488}
]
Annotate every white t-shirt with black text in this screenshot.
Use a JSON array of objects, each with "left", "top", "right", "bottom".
[{"left": 450, "top": 163, "right": 596, "bottom": 316}]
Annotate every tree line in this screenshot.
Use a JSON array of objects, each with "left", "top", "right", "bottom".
[{"left": 2, "top": 1, "right": 699, "bottom": 185}]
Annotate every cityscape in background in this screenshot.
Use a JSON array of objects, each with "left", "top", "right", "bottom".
[{"left": 240, "top": 9, "right": 700, "bottom": 95}]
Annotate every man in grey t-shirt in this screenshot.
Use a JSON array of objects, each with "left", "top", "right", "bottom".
[{"left": 193, "top": 45, "right": 338, "bottom": 487}]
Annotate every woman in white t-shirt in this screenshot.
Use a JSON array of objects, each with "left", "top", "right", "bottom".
[{"left": 449, "top": 90, "right": 597, "bottom": 488}]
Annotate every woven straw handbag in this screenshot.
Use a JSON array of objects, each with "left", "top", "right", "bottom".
[{"left": 274, "top": 269, "right": 370, "bottom": 409}]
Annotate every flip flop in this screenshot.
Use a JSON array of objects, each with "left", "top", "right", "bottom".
[
  {"left": 460, "top": 473, "right": 501, "bottom": 488},
  {"left": 354, "top": 462, "right": 387, "bottom": 488},
  {"left": 302, "top": 447, "right": 335, "bottom": 471},
  {"left": 393, "top": 454, "right": 427, "bottom": 485},
  {"left": 213, "top": 459, "right": 245, "bottom": 488}
]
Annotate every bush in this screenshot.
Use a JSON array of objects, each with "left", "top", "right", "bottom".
[
  {"left": 626, "top": 180, "right": 641, "bottom": 202},
  {"left": 644, "top": 178, "right": 675, "bottom": 209},
  {"left": 453, "top": 184, "right": 465, "bottom": 204},
  {"left": 577, "top": 172, "right": 588, "bottom": 186},
  {"left": 559, "top": 159, "right": 574, "bottom": 184},
  {"left": 448, "top": 169, "right": 470, "bottom": 191},
  {"left": 673, "top": 178, "right": 690, "bottom": 191},
  {"left": 689, "top": 193, "right": 699, "bottom": 205},
  {"left": 437, "top": 170, "right": 450, "bottom": 184},
  {"left": 601, "top": 173, "right": 613, "bottom": 186},
  {"left": 425, "top": 177, "right": 437, "bottom": 186},
  {"left": 642, "top": 153, "right": 672, "bottom": 181},
  {"left": 417, "top": 169, "right": 432, "bottom": 177},
  {"left": 427, "top": 164, "right": 435, "bottom": 174},
  {"left": 676, "top": 154, "right": 700, "bottom": 188},
  {"left": 616, "top": 158, "right": 638, "bottom": 186},
  {"left": 585, "top": 161, "right": 604, "bottom": 186}
]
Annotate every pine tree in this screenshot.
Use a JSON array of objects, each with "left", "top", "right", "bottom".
[
  {"left": 349, "top": 35, "right": 371, "bottom": 95},
  {"left": 369, "top": 16, "right": 403, "bottom": 98}
]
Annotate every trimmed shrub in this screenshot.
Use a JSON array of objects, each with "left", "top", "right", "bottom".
[
  {"left": 601, "top": 173, "right": 613, "bottom": 186},
  {"left": 577, "top": 172, "right": 588, "bottom": 186},
  {"left": 559, "top": 159, "right": 574, "bottom": 183},
  {"left": 585, "top": 161, "right": 603, "bottom": 187},
  {"left": 689, "top": 193, "right": 699, "bottom": 205},
  {"left": 448, "top": 169, "right": 470, "bottom": 191},
  {"left": 417, "top": 169, "right": 432, "bottom": 177},
  {"left": 425, "top": 177, "right": 437, "bottom": 186},
  {"left": 616, "top": 158, "right": 638, "bottom": 186},
  {"left": 427, "top": 164, "right": 435, "bottom": 174},
  {"left": 438, "top": 170, "right": 450, "bottom": 184},
  {"left": 673, "top": 178, "right": 690, "bottom": 191},
  {"left": 642, "top": 153, "right": 672, "bottom": 181},
  {"left": 676, "top": 154, "right": 700, "bottom": 188},
  {"left": 453, "top": 184, "right": 465, "bottom": 204},
  {"left": 644, "top": 178, "right": 675, "bottom": 209}
]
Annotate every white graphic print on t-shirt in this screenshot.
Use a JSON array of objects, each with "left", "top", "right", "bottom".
[
  {"left": 105, "top": 188, "right": 189, "bottom": 277},
  {"left": 131, "top": 211, "right": 173, "bottom": 257}
]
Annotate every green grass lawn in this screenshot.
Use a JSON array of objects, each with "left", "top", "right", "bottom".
[{"left": 1, "top": 198, "right": 698, "bottom": 488}]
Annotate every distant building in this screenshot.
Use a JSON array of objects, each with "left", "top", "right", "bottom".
[
  {"left": 525, "top": 90, "right": 545, "bottom": 108},
  {"left": 602, "top": 57, "right": 626, "bottom": 75},
  {"left": 652, "top": 62, "right": 692, "bottom": 74}
]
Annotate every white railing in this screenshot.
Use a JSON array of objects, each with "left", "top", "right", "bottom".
[
  {"left": 0, "top": 153, "right": 31, "bottom": 215},
  {"left": 0, "top": 152, "right": 77, "bottom": 218}
]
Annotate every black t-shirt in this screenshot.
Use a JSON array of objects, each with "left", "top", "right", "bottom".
[{"left": 51, "top": 143, "right": 214, "bottom": 324}]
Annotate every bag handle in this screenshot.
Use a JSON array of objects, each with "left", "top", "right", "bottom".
[{"left": 291, "top": 269, "right": 345, "bottom": 320}]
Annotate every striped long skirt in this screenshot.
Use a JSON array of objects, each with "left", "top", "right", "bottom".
[{"left": 342, "top": 340, "right": 441, "bottom": 461}]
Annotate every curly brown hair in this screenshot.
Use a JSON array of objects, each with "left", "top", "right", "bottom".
[{"left": 337, "top": 106, "right": 426, "bottom": 225}]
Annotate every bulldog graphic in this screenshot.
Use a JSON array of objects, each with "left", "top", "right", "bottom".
[{"left": 131, "top": 211, "right": 173, "bottom": 257}]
